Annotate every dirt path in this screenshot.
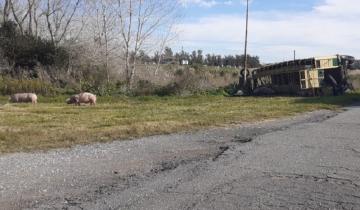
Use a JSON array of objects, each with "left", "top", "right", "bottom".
[{"left": 1, "top": 107, "right": 359, "bottom": 209}]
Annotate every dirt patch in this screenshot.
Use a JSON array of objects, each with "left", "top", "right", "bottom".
[{"left": 232, "top": 136, "right": 253, "bottom": 143}]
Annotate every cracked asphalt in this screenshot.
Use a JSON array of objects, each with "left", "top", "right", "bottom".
[{"left": 1, "top": 105, "right": 360, "bottom": 210}]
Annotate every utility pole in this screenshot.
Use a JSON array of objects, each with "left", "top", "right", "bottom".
[{"left": 240, "top": 0, "right": 249, "bottom": 88}]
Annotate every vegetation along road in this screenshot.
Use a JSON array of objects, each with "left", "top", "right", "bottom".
[
  {"left": 0, "top": 94, "right": 359, "bottom": 153},
  {"left": 0, "top": 97, "right": 360, "bottom": 209},
  {"left": 0, "top": 93, "right": 359, "bottom": 209}
]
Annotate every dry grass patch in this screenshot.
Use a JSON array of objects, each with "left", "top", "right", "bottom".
[{"left": 0, "top": 93, "right": 359, "bottom": 153}]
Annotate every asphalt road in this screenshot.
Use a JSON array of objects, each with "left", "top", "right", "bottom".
[{"left": 1, "top": 106, "right": 360, "bottom": 210}]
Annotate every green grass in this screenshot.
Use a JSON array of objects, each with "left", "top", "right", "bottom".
[{"left": 0, "top": 93, "right": 359, "bottom": 154}]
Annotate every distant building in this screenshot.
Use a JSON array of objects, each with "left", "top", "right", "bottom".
[{"left": 181, "top": 60, "right": 189, "bottom": 65}]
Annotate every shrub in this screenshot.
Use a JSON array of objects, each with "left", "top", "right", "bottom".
[
  {"left": 154, "top": 82, "right": 181, "bottom": 96},
  {"left": 0, "top": 21, "right": 69, "bottom": 71},
  {"left": 132, "top": 80, "right": 158, "bottom": 96},
  {"left": 190, "top": 63, "right": 202, "bottom": 70},
  {"left": 80, "top": 80, "right": 117, "bottom": 96},
  {"left": 174, "top": 69, "right": 184, "bottom": 76},
  {"left": 219, "top": 70, "right": 225, "bottom": 77},
  {"left": 132, "top": 80, "right": 182, "bottom": 97},
  {"left": 0, "top": 77, "right": 57, "bottom": 96},
  {"left": 223, "top": 83, "right": 239, "bottom": 95},
  {"left": 197, "top": 88, "right": 230, "bottom": 96}
]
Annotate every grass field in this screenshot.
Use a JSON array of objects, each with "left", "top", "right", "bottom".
[{"left": 0, "top": 93, "right": 359, "bottom": 154}]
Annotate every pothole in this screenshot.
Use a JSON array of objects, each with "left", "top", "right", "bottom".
[{"left": 232, "top": 136, "right": 253, "bottom": 143}]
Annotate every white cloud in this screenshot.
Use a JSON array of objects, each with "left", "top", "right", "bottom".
[
  {"left": 179, "top": 0, "right": 235, "bottom": 8},
  {"left": 314, "top": 0, "right": 360, "bottom": 17},
  {"left": 178, "top": 0, "right": 234, "bottom": 8},
  {"left": 179, "top": 0, "right": 219, "bottom": 8},
  {"left": 175, "top": 0, "right": 360, "bottom": 62}
]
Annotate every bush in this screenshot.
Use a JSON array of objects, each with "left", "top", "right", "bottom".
[
  {"left": 132, "top": 80, "right": 182, "bottom": 97},
  {"left": 154, "top": 82, "right": 181, "bottom": 96},
  {"left": 0, "top": 21, "right": 69, "bottom": 72},
  {"left": 223, "top": 83, "right": 239, "bottom": 96},
  {"left": 80, "top": 80, "right": 117, "bottom": 96},
  {"left": 132, "top": 80, "right": 158, "bottom": 96},
  {"left": 174, "top": 69, "right": 184, "bottom": 76},
  {"left": 219, "top": 70, "right": 225, "bottom": 77},
  {"left": 0, "top": 77, "right": 57, "bottom": 96},
  {"left": 190, "top": 63, "right": 202, "bottom": 70},
  {"left": 194, "top": 88, "right": 230, "bottom": 96}
]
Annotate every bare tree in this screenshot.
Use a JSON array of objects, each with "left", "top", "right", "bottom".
[
  {"left": 1, "top": 0, "right": 11, "bottom": 23},
  {"left": 8, "top": 0, "right": 43, "bottom": 36},
  {"left": 31, "top": 0, "right": 42, "bottom": 37},
  {"left": 154, "top": 19, "right": 178, "bottom": 76},
  {"left": 9, "top": 0, "right": 36, "bottom": 34},
  {"left": 86, "top": 0, "right": 118, "bottom": 83},
  {"left": 43, "top": 0, "right": 81, "bottom": 45},
  {"left": 26, "top": 0, "right": 35, "bottom": 34},
  {"left": 116, "top": 0, "right": 179, "bottom": 90}
]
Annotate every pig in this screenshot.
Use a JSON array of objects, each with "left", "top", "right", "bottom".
[
  {"left": 9, "top": 93, "right": 38, "bottom": 104},
  {"left": 66, "top": 94, "right": 80, "bottom": 105},
  {"left": 66, "top": 92, "right": 96, "bottom": 106}
]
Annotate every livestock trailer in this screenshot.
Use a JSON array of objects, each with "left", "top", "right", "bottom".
[{"left": 242, "top": 55, "right": 355, "bottom": 96}]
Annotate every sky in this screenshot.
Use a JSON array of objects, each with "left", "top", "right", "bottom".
[{"left": 174, "top": 0, "right": 360, "bottom": 63}]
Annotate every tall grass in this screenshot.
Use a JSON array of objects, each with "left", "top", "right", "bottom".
[
  {"left": 0, "top": 77, "right": 56, "bottom": 96},
  {"left": 0, "top": 93, "right": 359, "bottom": 154}
]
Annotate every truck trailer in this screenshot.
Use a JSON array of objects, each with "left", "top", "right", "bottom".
[{"left": 240, "top": 55, "right": 355, "bottom": 96}]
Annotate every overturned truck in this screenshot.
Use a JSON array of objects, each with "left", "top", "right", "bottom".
[{"left": 240, "top": 55, "right": 355, "bottom": 96}]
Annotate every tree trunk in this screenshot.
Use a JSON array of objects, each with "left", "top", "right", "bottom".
[
  {"left": 28, "top": 0, "right": 33, "bottom": 35},
  {"left": 3, "top": 0, "right": 10, "bottom": 23},
  {"left": 129, "top": 60, "right": 136, "bottom": 90},
  {"left": 125, "top": 51, "right": 131, "bottom": 91}
]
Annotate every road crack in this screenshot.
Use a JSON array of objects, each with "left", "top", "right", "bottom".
[{"left": 212, "top": 146, "right": 230, "bottom": 161}]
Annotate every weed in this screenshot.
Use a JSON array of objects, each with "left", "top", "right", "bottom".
[{"left": 0, "top": 93, "right": 359, "bottom": 154}]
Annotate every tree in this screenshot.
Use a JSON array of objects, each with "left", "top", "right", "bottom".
[
  {"left": 196, "top": 49, "right": 203, "bottom": 64},
  {"left": 116, "top": 0, "right": 178, "bottom": 90},
  {"left": 190, "top": 50, "right": 196, "bottom": 64},
  {"left": 216, "top": 55, "right": 222, "bottom": 66},
  {"left": 153, "top": 15, "right": 178, "bottom": 75},
  {"left": 1, "top": 0, "right": 11, "bottom": 23},
  {"left": 9, "top": 0, "right": 35, "bottom": 35},
  {"left": 163, "top": 47, "right": 173, "bottom": 58},
  {"left": 138, "top": 50, "right": 151, "bottom": 63},
  {"left": 43, "top": 0, "right": 82, "bottom": 45},
  {"left": 0, "top": 20, "right": 68, "bottom": 77},
  {"left": 86, "top": 0, "right": 118, "bottom": 83},
  {"left": 1, "top": 0, "right": 45, "bottom": 37}
]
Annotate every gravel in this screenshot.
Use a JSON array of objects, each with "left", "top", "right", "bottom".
[{"left": 2, "top": 107, "right": 359, "bottom": 209}]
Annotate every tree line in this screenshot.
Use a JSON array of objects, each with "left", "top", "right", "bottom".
[
  {"left": 0, "top": 0, "right": 261, "bottom": 93},
  {"left": 0, "top": 0, "right": 179, "bottom": 89},
  {"left": 148, "top": 47, "right": 260, "bottom": 68}
]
